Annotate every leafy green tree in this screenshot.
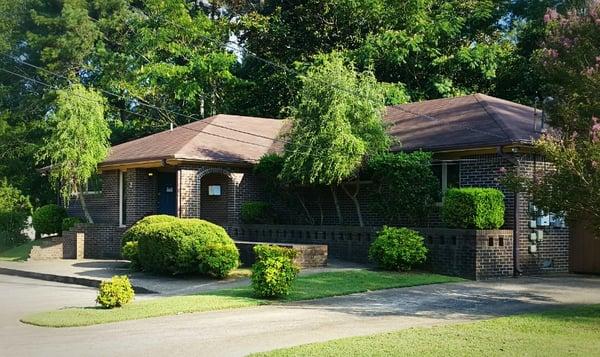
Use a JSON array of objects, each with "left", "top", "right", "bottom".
[
  {"left": 0, "top": 179, "right": 32, "bottom": 249},
  {"left": 530, "top": 2, "right": 600, "bottom": 233},
  {"left": 38, "top": 84, "right": 111, "bottom": 223},
  {"left": 231, "top": 0, "right": 517, "bottom": 113},
  {"left": 280, "top": 52, "right": 389, "bottom": 226}
]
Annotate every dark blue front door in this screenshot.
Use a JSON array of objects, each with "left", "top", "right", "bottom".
[{"left": 158, "top": 172, "right": 177, "bottom": 216}]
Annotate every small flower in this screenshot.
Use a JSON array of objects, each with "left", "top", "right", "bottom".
[
  {"left": 497, "top": 167, "right": 508, "bottom": 174},
  {"left": 592, "top": 160, "right": 599, "bottom": 169}
]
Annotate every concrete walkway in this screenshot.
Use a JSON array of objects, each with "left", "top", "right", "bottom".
[
  {"left": 0, "top": 258, "right": 366, "bottom": 295},
  {"left": 1, "top": 274, "right": 599, "bottom": 357}
]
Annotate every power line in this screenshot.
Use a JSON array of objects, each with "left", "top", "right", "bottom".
[
  {"left": 3, "top": 6, "right": 510, "bottom": 156},
  {"left": 120, "top": 5, "right": 509, "bottom": 141},
  {"left": 0, "top": 67, "right": 270, "bottom": 159}
]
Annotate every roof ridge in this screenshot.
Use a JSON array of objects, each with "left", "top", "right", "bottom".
[
  {"left": 174, "top": 117, "right": 214, "bottom": 157},
  {"left": 473, "top": 93, "right": 513, "bottom": 141}
]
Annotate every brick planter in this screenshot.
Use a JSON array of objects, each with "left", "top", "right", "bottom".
[{"left": 235, "top": 240, "right": 327, "bottom": 268}]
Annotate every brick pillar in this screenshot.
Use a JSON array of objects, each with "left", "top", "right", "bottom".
[{"left": 75, "top": 232, "right": 85, "bottom": 259}]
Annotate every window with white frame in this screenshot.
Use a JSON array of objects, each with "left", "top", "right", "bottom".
[
  {"left": 83, "top": 173, "right": 102, "bottom": 194},
  {"left": 432, "top": 162, "right": 460, "bottom": 202}
]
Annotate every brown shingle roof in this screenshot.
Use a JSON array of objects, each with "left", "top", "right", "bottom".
[
  {"left": 102, "top": 114, "right": 287, "bottom": 166},
  {"left": 385, "top": 93, "right": 543, "bottom": 152},
  {"left": 101, "top": 94, "right": 541, "bottom": 167}
]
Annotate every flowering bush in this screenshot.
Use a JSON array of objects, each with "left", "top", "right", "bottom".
[{"left": 531, "top": 3, "right": 600, "bottom": 234}]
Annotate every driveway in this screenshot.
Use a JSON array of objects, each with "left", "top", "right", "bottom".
[{"left": 1, "top": 274, "right": 599, "bottom": 357}]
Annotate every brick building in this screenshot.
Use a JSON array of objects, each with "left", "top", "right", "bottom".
[{"left": 68, "top": 94, "right": 570, "bottom": 276}]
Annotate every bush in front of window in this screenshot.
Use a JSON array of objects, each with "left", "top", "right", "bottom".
[
  {"left": 442, "top": 188, "right": 505, "bottom": 229},
  {"left": 366, "top": 151, "right": 438, "bottom": 225},
  {"left": 251, "top": 244, "right": 299, "bottom": 298},
  {"left": 134, "top": 216, "right": 239, "bottom": 277},
  {"left": 32, "top": 204, "right": 67, "bottom": 236},
  {"left": 240, "top": 201, "right": 277, "bottom": 224},
  {"left": 368, "top": 226, "right": 428, "bottom": 271}
]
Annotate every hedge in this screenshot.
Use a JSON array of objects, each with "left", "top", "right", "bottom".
[
  {"left": 368, "top": 226, "right": 428, "bottom": 271},
  {"left": 134, "top": 216, "right": 239, "bottom": 277},
  {"left": 121, "top": 214, "right": 177, "bottom": 246},
  {"left": 251, "top": 244, "right": 299, "bottom": 298},
  {"left": 442, "top": 188, "right": 505, "bottom": 229},
  {"left": 32, "top": 204, "right": 67, "bottom": 235},
  {"left": 240, "top": 201, "right": 276, "bottom": 224}
]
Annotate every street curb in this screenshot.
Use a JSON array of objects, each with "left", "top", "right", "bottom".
[{"left": 0, "top": 267, "right": 157, "bottom": 294}]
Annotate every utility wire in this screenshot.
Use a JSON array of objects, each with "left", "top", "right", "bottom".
[{"left": 0, "top": 66, "right": 271, "bottom": 160}]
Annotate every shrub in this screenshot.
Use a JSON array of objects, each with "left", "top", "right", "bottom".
[
  {"left": 442, "top": 188, "right": 505, "bottom": 229},
  {"left": 240, "top": 201, "right": 276, "bottom": 224},
  {"left": 61, "top": 216, "right": 82, "bottom": 231},
  {"left": 32, "top": 204, "right": 67, "bottom": 236},
  {"left": 251, "top": 245, "right": 299, "bottom": 298},
  {"left": 368, "top": 226, "right": 428, "bottom": 271},
  {"left": 122, "top": 241, "right": 140, "bottom": 270},
  {"left": 366, "top": 152, "right": 438, "bottom": 225},
  {"left": 96, "top": 275, "right": 135, "bottom": 308},
  {"left": 0, "top": 180, "right": 32, "bottom": 249},
  {"left": 136, "top": 217, "right": 239, "bottom": 277},
  {"left": 121, "top": 214, "right": 177, "bottom": 246}
]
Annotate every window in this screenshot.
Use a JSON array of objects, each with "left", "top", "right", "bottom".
[
  {"left": 208, "top": 185, "right": 221, "bottom": 196},
  {"left": 432, "top": 162, "right": 460, "bottom": 202},
  {"left": 83, "top": 173, "right": 102, "bottom": 194}
]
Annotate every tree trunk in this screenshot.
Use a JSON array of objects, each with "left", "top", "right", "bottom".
[
  {"left": 78, "top": 187, "right": 94, "bottom": 224},
  {"left": 295, "top": 192, "right": 314, "bottom": 225},
  {"left": 331, "top": 186, "right": 344, "bottom": 224},
  {"left": 342, "top": 181, "right": 364, "bottom": 227}
]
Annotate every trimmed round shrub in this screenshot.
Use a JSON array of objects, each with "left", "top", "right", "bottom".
[
  {"left": 240, "top": 201, "right": 277, "bottom": 224},
  {"left": 368, "top": 226, "right": 428, "bottom": 271},
  {"left": 121, "top": 214, "right": 178, "bottom": 246},
  {"left": 136, "top": 217, "right": 239, "bottom": 277},
  {"left": 0, "top": 180, "right": 32, "bottom": 249},
  {"left": 61, "top": 216, "right": 82, "bottom": 232},
  {"left": 122, "top": 241, "right": 140, "bottom": 270},
  {"left": 251, "top": 245, "right": 299, "bottom": 298},
  {"left": 96, "top": 275, "right": 135, "bottom": 308},
  {"left": 32, "top": 204, "right": 67, "bottom": 235},
  {"left": 442, "top": 188, "right": 505, "bottom": 229}
]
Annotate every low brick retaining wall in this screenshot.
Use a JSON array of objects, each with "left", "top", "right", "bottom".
[
  {"left": 29, "top": 232, "right": 85, "bottom": 260},
  {"left": 225, "top": 225, "right": 513, "bottom": 279},
  {"left": 235, "top": 240, "right": 327, "bottom": 268}
]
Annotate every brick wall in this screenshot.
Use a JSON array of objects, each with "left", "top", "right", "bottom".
[
  {"left": 226, "top": 224, "right": 513, "bottom": 279},
  {"left": 67, "top": 170, "right": 120, "bottom": 224},
  {"left": 125, "top": 169, "right": 158, "bottom": 225},
  {"left": 515, "top": 157, "right": 570, "bottom": 273}
]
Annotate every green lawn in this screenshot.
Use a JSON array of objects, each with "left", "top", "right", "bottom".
[
  {"left": 209, "top": 270, "right": 463, "bottom": 301},
  {"left": 253, "top": 305, "right": 600, "bottom": 357},
  {"left": 21, "top": 295, "right": 263, "bottom": 328},
  {"left": 21, "top": 270, "right": 460, "bottom": 328},
  {"left": 0, "top": 240, "right": 36, "bottom": 261}
]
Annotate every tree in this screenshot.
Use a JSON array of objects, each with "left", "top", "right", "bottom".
[
  {"left": 38, "top": 84, "right": 111, "bottom": 223},
  {"left": 530, "top": 2, "right": 600, "bottom": 233},
  {"left": 279, "top": 52, "right": 389, "bottom": 226},
  {"left": 230, "top": 0, "right": 517, "bottom": 114}
]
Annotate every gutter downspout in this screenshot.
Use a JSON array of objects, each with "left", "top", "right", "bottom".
[{"left": 496, "top": 146, "right": 523, "bottom": 277}]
